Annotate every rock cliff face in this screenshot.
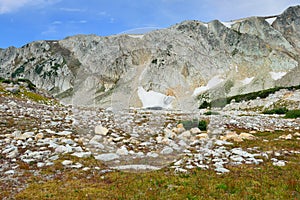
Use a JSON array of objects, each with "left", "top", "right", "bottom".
[{"left": 0, "top": 6, "right": 299, "bottom": 110}]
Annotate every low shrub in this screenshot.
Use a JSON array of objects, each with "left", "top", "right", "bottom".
[
  {"left": 263, "top": 107, "right": 288, "bottom": 115},
  {"left": 285, "top": 110, "right": 300, "bottom": 119},
  {"left": 178, "top": 119, "right": 208, "bottom": 131},
  {"left": 198, "top": 120, "right": 207, "bottom": 131},
  {"left": 204, "top": 111, "right": 220, "bottom": 115}
]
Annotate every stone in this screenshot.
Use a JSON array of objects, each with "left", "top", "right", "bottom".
[
  {"left": 82, "top": 167, "right": 91, "bottom": 171},
  {"left": 95, "top": 125, "right": 109, "bottom": 135},
  {"left": 196, "top": 133, "right": 208, "bottom": 140},
  {"left": 273, "top": 160, "right": 286, "bottom": 167},
  {"left": 71, "top": 163, "right": 83, "bottom": 169},
  {"left": 221, "top": 132, "right": 243, "bottom": 142},
  {"left": 190, "top": 127, "right": 201, "bottom": 135},
  {"left": 4, "top": 170, "right": 15, "bottom": 175},
  {"left": 95, "top": 153, "right": 120, "bottom": 162},
  {"left": 62, "top": 160, "right": 73, "bottom": 166},
  {"left": 116, "top": 146, "right": 129, "bottom": 156},
  {"left": 37, "top": 162, "right": 45, "bottom": 168},
  {"left": 214, "top": 167, "right": 230, "bottom": 173},
  {"left": 111, "top": 165, "right": 161, "bottom": 171},
  {"left": 55, "top": 131, "right": 72, "bottom": 136},
  {"left": 178, "top": 131, "right": 191, "bottom": 141},
  {"left": 239, "top": 133, "right": 256, "bottom": 140},
  {"left": 71, "top": 152, "right": 92, "bottom": 158},
  {"left": 146, "top": 152, "right": 159, "bottom": 158},
  {"left": 160, "top": 146, "right": 174, "bottom": 155},
  {"left": 55, "top": 145, "right": 73, "bottom": 154},
  {"left": 164, "top": 128, "right": 176, "bottom": 139},
  {"left": 35, "top": 133, "right": 44, "bottom": 140}
]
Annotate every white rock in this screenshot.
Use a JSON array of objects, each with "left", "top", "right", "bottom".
[
  {"left": 37, "top": 162, "right": 45, "bottom": 168},
  {"left": 94, "top": 153, "right": 120, "bottom": 161},
  {"left": 95, "top": 125, "right": 109, "bottom": 135},
  {"left": 178, "top": 131, "right": 191, "bottom": 141},
  {"left": 55, "top": 145, "right": 73, "bottom": 154},
  {"left": 273, "top": 160, "right": 286, "bottom": 167},
  {"left": 35, "top": 133, "right": 44, "bottom": 140},
  {"left": 215, "top": 167, "right": 230, "bottom": 173},
  {"left": 239, "top": 132, "right": 256, "bottom": 140},
  {"left": 196, "top": 133, "right": 208, "bottom": 140},
  {"left": 116, "top": 146, "right": 129, "bottom": 156},
  {"left": 4, "top": 170, "right": 15, "bottom": 175},
  {"left": 231, "top": 148, "right": 253, "bottom": 158},
  {"left": 55, "top": 131, "right": 72, "bottom": 136},
  {"left": 146, "top": 152, "right": 159, "bottom": 158},
  {"left": 71, "top": 163, "right": 83, "bottom": 169},
  {"left": 71, "top": 152, "right": 92, "bottom": 158},
  {"left": 82, "top": 167, "right": 91, "bottom": 171},
  {"left": 111, "top": 165, "right": 160, "bottom": 171},
  {"left": 62, "top": 160, "right": 73, "bottom": 166},
  {"left": 190, "top": 127, "right": 201, "bottom": 134},
  {"left": 7, "top": 149, "right": 19, "bottom": 158},
  {"left": 61, "top": 139, "right": 75, "bottom": 145},
  {"left": 45, "top": 129, "right": 55, "bottom": 134},
  {"left": 160, "top": 146, "right": 174, "bottom": 155},
  {"left": 164, "top": 128, "right": 176, "bottom": 139}
]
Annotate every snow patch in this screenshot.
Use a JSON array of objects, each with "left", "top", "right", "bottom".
[
  {"left": 128, "top": 34, "right": 144, "bottom": 39},
  {"left": 193, "top": 76, "right": 224, "bottom": 96},
  {"left": 240, "top": 77, "right": 254, "bottom": 85},
  {"left": 221, "top": 21, "right": 235, "bottom": 28},
  {"left": 202, "top": 23, "right": 208, "bottom": 28},
  {"left": 265, "top": 17, "right": 277, "bottom": 25},
  {"left": 269, "top": 72, "right": 286, "bottom": 80},
  {"left": 137, "top": 87, "right": 175, "bottom": 109},
  {"left": 235, "top": 65, "right": 238, "bottom": 72}
]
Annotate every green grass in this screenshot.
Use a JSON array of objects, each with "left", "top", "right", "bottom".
[{"left": 14, "top": 157, "right": 300, "bottom": 200}]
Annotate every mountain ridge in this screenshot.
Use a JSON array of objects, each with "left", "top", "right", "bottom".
[{"left": 0, "top": 5, "right": 299, "bottom": 110}]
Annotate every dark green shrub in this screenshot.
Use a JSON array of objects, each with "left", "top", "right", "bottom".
[
  {"left": 199, "top": 84, "right": 300, "bottom": 108},
  {"left": 17, "top": 79, "right": 36, "bottom": 91},
  {"left": 198, "top": 120, "right": 207, "bottom": 131},
  {"left": 285, "top": 110, "right": 300, "bottom": 119},
  {"left": 179, "top": 119, "right": 199, "bottom": 130},
  {"left": 263, "top": 107, "right": 288, "bottom": 115},
  {"left": 204, "top": 111, "right": 220, "bottom": 115}
]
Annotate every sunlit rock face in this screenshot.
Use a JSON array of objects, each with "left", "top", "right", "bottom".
[{"left": 0, "top": 6, "right": 299, "bottom": 110}]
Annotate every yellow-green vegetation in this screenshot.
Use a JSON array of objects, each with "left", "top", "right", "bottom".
[
  {"left": 20, "top": 90, "right": 53, "bottom": 104},
  {"left": 14, "top": 130, "right": 300, "bottom": 200}
]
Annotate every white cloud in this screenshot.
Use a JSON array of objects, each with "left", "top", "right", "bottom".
[
  {"left": 0, "top": 0, "right": 60, "bottom": 14},
  {"left": 207, "top": 0, "right": 300, "bottom": 21},
  {"left": 60, "top": 7, "right": 85, "bottom": 12}
]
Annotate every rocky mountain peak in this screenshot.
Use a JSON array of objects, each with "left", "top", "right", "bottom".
[{"left": 0, "top": 6, "right": 299, "bottom": 110}]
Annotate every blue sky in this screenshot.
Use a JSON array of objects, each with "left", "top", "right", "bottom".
[{"left": 0, "top": 0, "right": 299, "bottom": 48}]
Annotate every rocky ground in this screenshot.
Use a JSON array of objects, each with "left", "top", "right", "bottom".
[{"left": 0, "top": 82, "right": 300, "bottom": 199}]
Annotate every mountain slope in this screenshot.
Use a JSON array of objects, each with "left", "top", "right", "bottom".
[{"left": 0, "top": 6, "right": 299, "bottom": 110}]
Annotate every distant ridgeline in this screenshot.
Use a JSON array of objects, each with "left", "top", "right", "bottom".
[{"left": 0, "top": 6, "right": 300, "bottom": 110}]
